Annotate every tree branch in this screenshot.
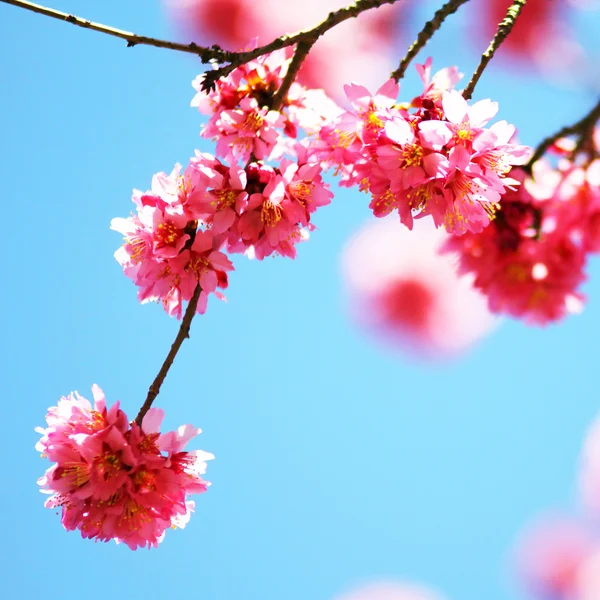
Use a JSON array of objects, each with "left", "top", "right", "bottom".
[
  {"left": 462, "top": 0, "right": 527, "bottom": 100},
  {"left": 0, "top": 0, "right": 230, "bottom": 62},
  {"left": 525, "top": 97, "right": 600, "bottom": 172},
  {"left": 135, "top": 285, "right": 202, "bottom": 426},
  {"left": 2, "top": 0, "right": 405, "bottom": 86},
  {"left": 200, "top": 0, "right": 405, "bottom": 90},
  {"left": 269, "top": 40, "right": 313, "bottom": 111},
  {"left": 391, "top": 0, "right": 471, "bottom": 82}
]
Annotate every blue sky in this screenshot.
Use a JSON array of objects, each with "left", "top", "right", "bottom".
[{"left": 1, "top": 1, "right": 600, "bottom": 599}]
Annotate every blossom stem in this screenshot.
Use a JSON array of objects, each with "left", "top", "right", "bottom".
[
  {"left": 525, "top": 97, "right": 600, "bottom": 171},
  {"left": 462, "top": 0, "right": 527, "bottom": 100},
  {"left": 134, "top": 284, "right": 202, "bottom": 426},
  {"left": 390, "top": 0, "right": 471, "bottom": 81},
  {"left": 2, "top": 0, "right": 405, "bottom": 82},
  {"left": 270, "top": 40, "right": 313, "bottom": 112}
]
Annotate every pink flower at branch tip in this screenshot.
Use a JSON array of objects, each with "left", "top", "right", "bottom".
[
  {"left": 341, "top": 216, "right": 498, "bottom": 360},
  {"left": 36, "top": 386, "right": 213, "bottom": 549}
]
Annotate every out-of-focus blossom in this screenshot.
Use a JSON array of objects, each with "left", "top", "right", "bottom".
[
  {"left": 514, "top": 514, "right": 595, "bottom": 599},
  {"left": 475, "top": 0, "right": 564, "bottom": 57},
  {"left": 36, "top": 386, "right": 213, "bottom": 549},
  {"left": 576, "top": 549, "right": 600, "bottom": 600},
  {"left": 333, "top": 581, "right": 446, "bottom": 600},
  {"left": 341, "top": 216, "right": 497, "bottom": 359},
  {"left": 579, "top": 413, "right": 600, "bottom": 518},
  {"left": 164, "top": 0, "right": 403, "bottom": 100}
]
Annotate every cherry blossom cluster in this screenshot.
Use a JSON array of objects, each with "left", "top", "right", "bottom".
[
  {"left": 36, "top": 385, "right": 213, "bottom": 549},
  {"left": 313, "top": 58, "right": 531, "bottom": 235},
  {"left": 444, "top": 135, "right": 600, "bottom": 324},
  {"left": 112, "top": 49, "right": 335, "bottom": 317}
]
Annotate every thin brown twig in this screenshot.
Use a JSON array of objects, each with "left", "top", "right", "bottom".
[
  {"left": 525, "top": 97, "right": 600, "bottom": 172},
  {"left": 0, "top": 0, "right": 229, "bottom": 62},
  {"left": 134, "top": 285, "right": 202, "bottom": 426},
  {"left": 1, "top": 0, "right": 404, "bottom": 82},
  {"left": 201, "top": 0, "right": 405, "bottom": 90},
  {"left": 270, "top": 41, "right": 313, "bottom": 111},
  {"left": 462, "top": 0, "right": 527, "bottom": 100},
  {"left": 391, "top": 0, "right": 471, "bottom": 81}
]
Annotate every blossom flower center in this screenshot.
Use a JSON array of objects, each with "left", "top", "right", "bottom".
[
  {"left": 138, "top": 433, "right": 160, "bottom": 455},
  {"left": 214, "top": 189, "right": 237, "bottom": 210},
  {"left": 155, "top": 222, "right": 182, "bottom": 247},
  {"left": 118, "top": 499, "right": 152, "bottom": 533},
  {"left": 400, "top": 144, "right": 423, "bottom": 168},
  {"left": 364, "top": 110, "right": 384, "bottom": 132},
  {"left": 333, "top": 130, "right": 356, "bottom": 149},
  {"left": 240, "top": 112, "right": 264, "bottom": 134},
  {"left": 289, "top": 181, "right": 314, "bottom": 202},
  {"left": 60, "top": 461, "right": 91, "bottom": 488},
  {"left": 94, "top": 451, "right": 123, "bottom": 480},
  {"left": 455, "top": 121, "right": 474, "bottom": 142},
  {"left": 134, "top": 469, "right": 157, "bottom": 492},
  {"left": 187, "top": 255, "right": 211, "bottom": 275},
  {"left": 261, "top": 200, "right": 283, "bottom": 227}
]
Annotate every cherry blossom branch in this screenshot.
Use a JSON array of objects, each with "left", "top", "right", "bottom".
[
  {"left": 391, "top": 0, "right": 471, "bottom": 81},
  {"left": 270, "top": 40, "right": 313, "bottom": 111},
  {"left": 2, "top": 0, "right": 405, "bottom": 89},
  {"left": 200, "top": 0, "right": 405, "bottom": 91},
  {"left": 525, "top": 97, "right": 600, "bottom": 171},
  {"left": 462, "top": 0, "right": 527, "bottom": 100},
  {"left": 0, "top": 0, "right": 230, "bottom": 62},
  {"left": 134, "top": 284, "right": 202, "bottom": 426}
]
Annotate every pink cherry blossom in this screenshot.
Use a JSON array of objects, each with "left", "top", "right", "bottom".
[
  {"left": 341, "top": 216, "right": 497, "bottom": 360},
  {"left": 112, "top": 163, "right": 235, "bottom": 318},
  {"left": 319, "top": 62, "right": 530, "bottom": 235},
  {"left": 36, "top": 386, "right": 213, "bottom": 549},
  {"left": 192, "top": 48, "right": 342, "bottom": 163}
]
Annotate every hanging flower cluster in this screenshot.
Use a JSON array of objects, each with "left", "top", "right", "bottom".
[
  {"left": 36, "top": 386, "right": 213, "bottom": 549},
  {"left": 444, "top": 136, "right": 600, "bottom": 324},
  {"left": 313, "top": 58, "right": 530, "bottom": 234}
]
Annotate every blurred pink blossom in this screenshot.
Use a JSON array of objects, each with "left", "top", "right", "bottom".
[
  {"left": 341, "top": 216, "right": 497, "bottom": 359},
  {"left": 514, "top": 514, "right": 595, "bottom": 599},
  {"left": 579, "top": 413, "right": 600, "bottom": 517},
  {"left": 163, "top": 0, "right": 401, "bottom": 99},
  {"left": 333, "top": 581, "right": 446, "bottom": 600},
  {"left": 575, "top": 549, "right": 600, "bottom": 600}
]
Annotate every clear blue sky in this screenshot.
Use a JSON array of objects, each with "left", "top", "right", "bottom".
[{"left": 1, "top": 2, "right": 599, "bottom": 599}]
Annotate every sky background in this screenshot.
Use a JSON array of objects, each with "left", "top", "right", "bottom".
[{"left": 1, "top": 1, "right": 600, "bottom": 599}]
